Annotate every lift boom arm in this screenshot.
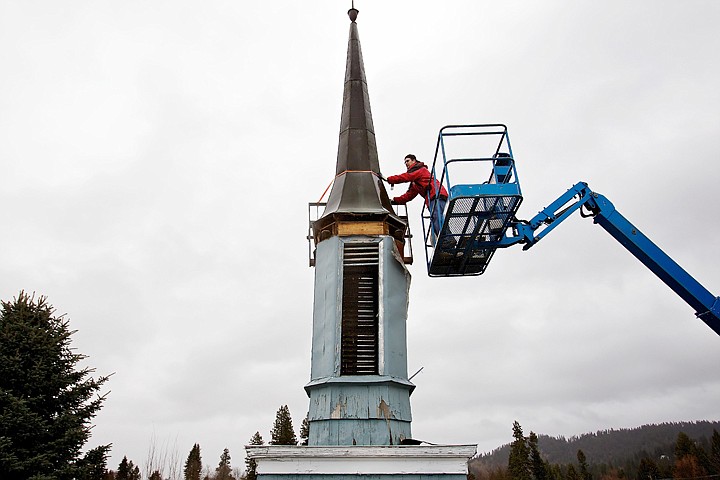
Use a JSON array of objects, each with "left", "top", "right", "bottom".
[{"left": 498, "top": 182, "right": 720, "bottom": 336}]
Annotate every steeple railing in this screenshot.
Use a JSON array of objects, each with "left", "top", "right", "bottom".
[{"left": 307, "top": 202, "right": 413, "bottom": 267}]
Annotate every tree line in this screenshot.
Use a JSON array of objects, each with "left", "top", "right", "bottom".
[
  {"left": 103, "top": 404, "right": 308, "bottom": 480},
  {"left": 470, "top": 421, "right": 720, "bottom": 480},
  {"left": 478, "top": 421, "right": 720, "bottom": 467}
]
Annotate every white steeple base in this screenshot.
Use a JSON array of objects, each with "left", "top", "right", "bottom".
[{"left": 246, "top": 444, "right": 476, "bottom": 479}]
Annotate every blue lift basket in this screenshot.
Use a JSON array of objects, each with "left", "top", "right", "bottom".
[{"left": 424, "top": 124, "right": 522, "bottom": 277}]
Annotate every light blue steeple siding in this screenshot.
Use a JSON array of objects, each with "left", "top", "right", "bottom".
[
  {"left": 306, "top": 379, "right": 413, "bottom": 446},
  {"left": 305, "top": 236, "right": 414, "bottom": 446}
]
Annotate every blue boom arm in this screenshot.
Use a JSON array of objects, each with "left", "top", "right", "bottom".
[{"left": 498, "top": 182, "right": 720, "bottom": 336}]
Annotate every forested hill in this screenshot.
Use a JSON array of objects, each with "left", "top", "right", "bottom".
[{"left": 474, "top": 421, "right": 720, "bottom": 466}]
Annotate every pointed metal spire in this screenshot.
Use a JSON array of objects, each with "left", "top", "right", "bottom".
[{"left": 315, "top": 5, "right": 405, "bottom": 240}]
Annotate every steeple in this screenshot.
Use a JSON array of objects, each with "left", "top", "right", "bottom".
[
  {"left": 314, "top": 6, "right": 406, "bottom": 245},
  {"left": 304, "top": 5, "right": 414, "bottom": 447},
  {"left": 245, "top": 7, "right": 477, "bottom": 474}
]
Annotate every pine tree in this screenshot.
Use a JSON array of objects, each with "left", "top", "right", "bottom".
[
  {"left": 673, "top": 431, "right": 707, "bottom": 479},
  {"left": 567, "top": 464, "right": 580, "bottom": 480},
  {"left": 675, "top": 432, "right": 695, "bottom": 459},
  {"left": 117, "top": 457, "right": 132, "bottom": 480},
  {"left": 710, "top": 430, "right": 720, "bottom": 474},
  {"left": 0, "top": 292, "right": 110, "bottom": 480},
  {"left": 184, "top": 444, "right": 202, "bottom": 480},
  {"left": 577, "top": 449, "right": 592, "bottom": 480},
  {"left": 76, "top": 445, "right": 111, "bottom": 480},
  {"left": 117, "top": 458, "right": 140, "bottom": 480},
  {"left": 215, "top": 448, "right": 235, "bottom": 480},
  {"left": 508, "top": 421, "right": 531, "bottom": 480},
  {"left": 245, "top": 432, "right": 264, "bottom": 480},
  {"left": 528, "top": 432, "right": 547, "bottom": 480},
  {"left": 149, "top": 470, "right": 162, "bottom": 480},
  {"left": 270, "top": 405, "right": 298, "bottom": 445},
  {"left": 548, "top": 463, "right": 564, "bottom": 480},
  {"left": 129, "top": 462, "right": 140, "bottom": 480},
  {"left": 638, "top": 457, "right": 660, "bottom": 480},
  {"left": 300, "top": 413, "right": 310, "bottom": 445}
]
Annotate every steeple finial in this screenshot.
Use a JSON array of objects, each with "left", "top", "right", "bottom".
[{"left": 348, "top": 1, "right": 358, "bottom": 22}]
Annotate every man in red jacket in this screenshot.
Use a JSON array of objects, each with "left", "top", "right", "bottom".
[{"left": 387, "top": 154, "right": 449, "bottom": 242}]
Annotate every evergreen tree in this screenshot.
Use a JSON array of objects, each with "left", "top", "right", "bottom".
[
  {"left": 710, "top": 430, "right": 720, "bottom": 474},
  {"left": 637, "top": 457, "right": 660, "bottom": 480},
  {"left": 215, "top": 448, "right": 235, "bottom": 480},
  {"left": 129, "top": 462, "right": 140, "bottom": 480},
  {"left": 300, "top": 413, "right": 310, "bottom": 445},
  {"left": 529, "top": 432, "right": 548, "bottom": 480},
  {"left": 548, "top": 463, "right": 564, "bottom": 480},
  {"left": 117, "top": 456, "right": 132, "bottom": 480},
  {"left": 567, "top": 464, "right": 580, "bottom": 480},
  {"left": 577, "top": 449, "right": 592, "bottom": 480},
  {"left": 270, "top": 405, "right": 298, "bottom": 445},
  {"left": 116, "top": 457, "right": 140, "bottom": 480},
  {"left": 76, "top": 445, "right": 111, "bottom": 480},
  {"left": 184, "top": 444, "right": 202, "bottom": 480},
  {"left": 508, "top": 421, "right": 531, "bottom": 480},
  {"left": 0, "top": 292, "right": 110, "bottom": 480},
  {"left": 673, "top": 432, "right": 706, "bottom": 479},
  {"left": 674, "top": 432, "right": 695, "bottom": 459},
  {"left": 245, "top": 432, "right": 264, "bottom": 480},
  {"left": 149, "top": 470, "right": 162, "bottom": 480}
]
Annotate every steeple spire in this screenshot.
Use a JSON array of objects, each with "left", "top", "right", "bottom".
[
  {"left": 313, "top": 6, "right": 405, "bottom": 243},
  {"left": 336, "top": 4, "right": 377, "bottom": 175}
]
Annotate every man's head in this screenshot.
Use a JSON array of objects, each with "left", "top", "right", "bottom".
[{"left": 404, "top": 154, "right": 417, "bottom": 168}]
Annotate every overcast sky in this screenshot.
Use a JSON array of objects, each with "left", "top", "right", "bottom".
[{"left": 2, "top": 0, "right": 719, "bottom": 474}]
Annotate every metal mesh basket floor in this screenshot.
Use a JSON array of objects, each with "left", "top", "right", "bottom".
[{"left": 428, "top": 194, "right": 521, "bottom": 276}]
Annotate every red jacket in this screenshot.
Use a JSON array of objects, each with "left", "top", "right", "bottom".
[{"left": 387, "top": 161, "right": 449, "bottom": 205}]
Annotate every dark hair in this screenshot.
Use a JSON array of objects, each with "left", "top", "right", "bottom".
[{"left": 405, "top": 154, "right": 417, "bottom": 161}]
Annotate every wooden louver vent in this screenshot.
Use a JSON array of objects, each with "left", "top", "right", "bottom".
[{"left": 341, "top": 243, "right": 379, "bottom": 376}]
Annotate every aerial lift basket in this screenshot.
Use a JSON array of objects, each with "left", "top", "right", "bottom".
[{"left": 425, "top": 125, "right": 523, "bottom": 277}]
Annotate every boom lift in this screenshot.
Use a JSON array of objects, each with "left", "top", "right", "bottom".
[{"left": 420, "top": 124, "right": 720, "bottom": 336}]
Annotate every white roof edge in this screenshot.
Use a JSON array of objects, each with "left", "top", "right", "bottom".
[{"left": 245, "top": 444, "right": 477, "bottom": 459}]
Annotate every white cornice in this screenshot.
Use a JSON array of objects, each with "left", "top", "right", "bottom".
[{"left": 245, "top": 444, "right": 477, "bottom": 475}]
